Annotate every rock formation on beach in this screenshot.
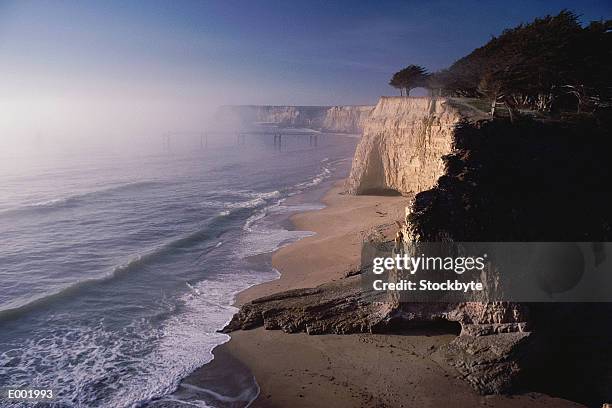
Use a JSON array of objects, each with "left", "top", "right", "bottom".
[{"left": 222, "top": 276, "right": 389, "bottom": 335}]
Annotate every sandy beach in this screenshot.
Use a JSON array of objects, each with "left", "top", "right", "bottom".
[
  {"left": 181, "top": 179, "right": 585, "bottom": 408},
  {"left": 236, "top": 182, "right": 405, "bottom": 304}
]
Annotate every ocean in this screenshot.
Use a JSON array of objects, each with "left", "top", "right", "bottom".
[{"left": 0, "top": 132, "right": 358, "bottom": 407}]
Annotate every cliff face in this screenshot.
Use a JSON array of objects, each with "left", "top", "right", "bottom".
[
  {"left": 347, "top": 97, "right": 612, "bottom": 401},
  {"left": 346, "top": 97, "right": 461, "bottom": 195},
  {"left": 402, "top": 114, "right": 612, "bottom": 403},
  {"left": 249, "top": 106, "right": 329, "bottom": 128},
  {"left": 321, "top": 105, "right": 373, "bottom": 134},
  {"left": 216, "top": 105, "right": 374, "bottom": 133}
]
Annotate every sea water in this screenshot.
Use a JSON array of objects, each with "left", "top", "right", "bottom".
[{"left": 0, "top": 133, "right": 357, "bottom": 407}]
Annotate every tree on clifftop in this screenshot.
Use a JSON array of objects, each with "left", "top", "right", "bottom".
[
  {"left": 427, "top": 10, "right": 612, "bottom": 113},
  {"left": 389, "top": 65, "right": 429, "bottom": 96}
]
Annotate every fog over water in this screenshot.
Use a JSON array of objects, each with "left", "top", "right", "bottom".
[{"left": 4, "top": 0, "right": 608, "bottom": 157}]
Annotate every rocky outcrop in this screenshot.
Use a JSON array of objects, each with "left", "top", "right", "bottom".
[
  {"left": 437, "top": 332, "right": 531, "bottom": 394},
  {"left": 222, "top": 276, "right": 390, "bottom": 335},
  {"left": 389, "top": 301, "right": 529, "bottom": 337},
  {"left": 346, "top": 97, "right": 462, "bottom": 195},
  {"left": 223, "top": 271, "right": 532, "bottom": 395},
  {"left": 224, "top": 275, "right": 529, "bottom": 337},
  {"left": 216, "top": 105, "right": 374, "bottom": 133}
]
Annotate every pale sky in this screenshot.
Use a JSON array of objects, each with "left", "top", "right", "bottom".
[{"left": 0, "top": 0, "right": 610, "bottom": 150}]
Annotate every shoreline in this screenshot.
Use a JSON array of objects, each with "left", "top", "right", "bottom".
[
  {"left": 169, "top": 172, "right": 585, "bottom": 407},
  {"left": 154, "top": 157, "right": 360, "bottom": 407},
  {"left": 235, "top": 180, "right": 405, "bottom": 305}
]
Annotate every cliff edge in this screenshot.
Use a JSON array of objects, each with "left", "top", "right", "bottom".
[
  {"left": 216, "top": 104, "right": 374, "bottom": 134},
  {"left": 346, "top": 97, "right": 463, "bottom": 195}
]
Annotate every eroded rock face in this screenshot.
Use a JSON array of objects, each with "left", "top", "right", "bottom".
[
  {"left": 342, "top": 97, "right": 540, "bottom": 394},
  {"left": 216, "top": 105, "right": 327, "bottom": 129},
  {"left": 346, "top": 97, "right": 461, "bottom": 195},
  {"left": 322, "top": 105, "right": 374, "bottom": 134},
  {"left": 437, "top": 332, "right": 532, "bottom": 394},
  {"left": 390, "top": 302, "right": 530, "bottom": 337},
  {"left": 216, "top": 105, "right": 374, "bottom": 133},
  {"left": 222, "top": 276, "right": 390, "bottom": 335},
  {"left": 223, "top": 275, "right": 532, "bottom": 395}
]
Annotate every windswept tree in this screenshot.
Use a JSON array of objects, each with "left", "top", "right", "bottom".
[
  {"left": 477, "top": 69, "right": 523, "bottom": 121},
  {"left": 389, "top": 65, "right": 429, "bottom": 96},
  {"left": 427, "top": 10, "right": 611, "bottom": 113}
]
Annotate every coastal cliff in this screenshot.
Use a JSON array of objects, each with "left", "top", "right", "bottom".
[
  {"left": 226, "top": 96, "right": 531, "bottom": 394},
  {"left": 347, "top": 97, "right": 461, "bottom": 195},
  {"left": 348, "top": 96, "right": 612, "bottom": 401},
  {"left": 216, "top": 104, "right": 374, "bottom": 133},
  {"left": 225, "top": 96, "right": 612, "bottom": 404},
  {"left": 321, "top": 105, "right": 373, "bottom": 134}
]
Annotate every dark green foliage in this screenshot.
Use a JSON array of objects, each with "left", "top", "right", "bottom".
[
  {"left": 389, "top": 65, "right": 430, "bottom": 96},
  {"left": 398, "top": 11, "right": 611, "bottom": 112},
  {"left": 436, "top": 10, "right": 612, "bottom": 111}
]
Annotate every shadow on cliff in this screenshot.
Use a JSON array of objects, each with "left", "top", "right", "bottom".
[
  {"left": 408, "top": 112, "right": 612, "bottom": 406},
  {"left": 409, "top": 114, "right": 612, "bottom": 242}
]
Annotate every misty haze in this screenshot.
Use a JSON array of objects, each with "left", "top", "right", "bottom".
[{"left": 1, "top": 1, "right": 611, "bottom": 408}]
